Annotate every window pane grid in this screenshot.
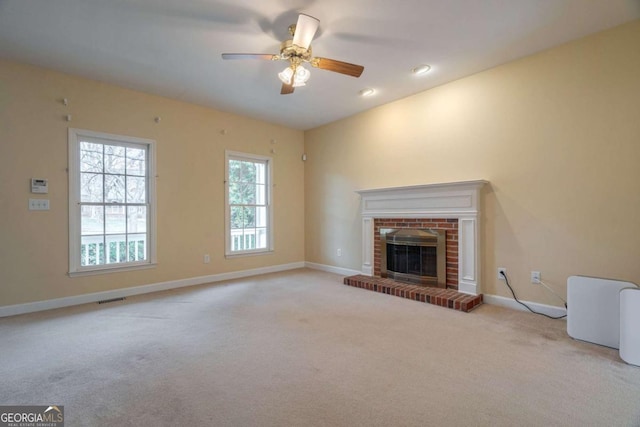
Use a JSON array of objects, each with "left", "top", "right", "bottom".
[
  {"left": 78, "top": 139, "right": 149, "bottom": 267},
  {"left": 228, "top": 156, "right": 269, "bottom": 253}
]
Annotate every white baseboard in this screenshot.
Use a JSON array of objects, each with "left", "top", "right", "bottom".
[
  {"left": 305, "top": 262, "right": 362, "bottom": 277},
  {"left": 305, "top": 264, "right": 566, "bottom": 318},
  {"left": 483, "top": 294, "right": 567, "bottom": 318},
  {"left": 1, "top": 262, "right": 569, "bottom": 319},
  {"left": 0, "top": 262, "right": 305, "bottom": 318}
]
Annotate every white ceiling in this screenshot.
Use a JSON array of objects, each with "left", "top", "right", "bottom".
[{"left": 1, "top": 0, "right": 639, "bottom": 130}]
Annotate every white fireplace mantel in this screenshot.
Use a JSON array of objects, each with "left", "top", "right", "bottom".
[{"left": 356, "top": 180, "right": 488, "bottom": 295}]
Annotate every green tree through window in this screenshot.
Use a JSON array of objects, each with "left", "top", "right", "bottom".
[{"left": 226, "top": 152, "right": 271, "bottom": 254}]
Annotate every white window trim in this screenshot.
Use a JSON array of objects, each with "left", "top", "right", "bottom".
[
  {"left": 224, "top": 150, "right": 274, "bottom": 257},
  {"left": 68, "top": 128, "right": 157, "bottom": 276}
]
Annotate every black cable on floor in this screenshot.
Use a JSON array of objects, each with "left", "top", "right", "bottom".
[{"left": 500, "top": 271, "right": 566, "bottom": 320}]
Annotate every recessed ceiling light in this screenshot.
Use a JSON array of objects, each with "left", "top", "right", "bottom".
[
  {"left": 412, "top": 64, "right": 431, "bottom": 76},
  {"left": 359, "top": 88, "right": 375, "bottom": 97}
]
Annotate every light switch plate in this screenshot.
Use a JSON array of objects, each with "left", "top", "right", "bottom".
[{"left": 29, "top": 199, "right": 50, "bottom": 210}]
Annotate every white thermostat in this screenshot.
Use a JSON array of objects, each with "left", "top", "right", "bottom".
[{"left": 31, "top": 178, "right": 49, "bottom": 194}]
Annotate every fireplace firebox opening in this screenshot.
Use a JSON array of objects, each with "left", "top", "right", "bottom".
[{"left": 380, "top": 228, "right": 446, "bottom": 288}]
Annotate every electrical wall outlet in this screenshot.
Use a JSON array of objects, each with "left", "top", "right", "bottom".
[
  {"left": 497, "top": 268, "right": 506, "bottom": 280},
  {"left": 531, "top": 271, "right": 541, "bottom": 284},
  {"left": 337, "top": 248, "right": 342, "bottom": 257},
  {"left": 204, "top": 254, "right": 211, "bottom": 264}
]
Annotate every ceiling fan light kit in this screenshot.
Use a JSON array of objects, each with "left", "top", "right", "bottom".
[
  {"left": 222, "top": 13, "right": 364, "bottom": 95},
  {"left": 278, "top": 64, "right": 310, "bottom": 87}
]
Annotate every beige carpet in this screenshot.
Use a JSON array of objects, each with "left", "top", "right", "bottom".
[{"left": 1, "top": 268, "right": 639, "bottom": 426}]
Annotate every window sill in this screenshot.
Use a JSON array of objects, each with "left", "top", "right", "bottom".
[
  {"left": 225, "top": 249, "right": 274, "bottom": 259},
  {"left": 68, "top": 262, "right": 157, "bottom": 277}
]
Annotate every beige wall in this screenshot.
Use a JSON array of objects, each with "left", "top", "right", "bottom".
[
  {"left": 2, "top": 20, "right": 639, "bottom": 311},
  {"left": 0, "top": 61, "right": 305, "bottom": 307},
  {"left": 304, "top": 20, "right": 640, "bottom": 306}
]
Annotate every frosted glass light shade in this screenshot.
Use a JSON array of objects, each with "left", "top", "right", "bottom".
[
  {"left": 293, "top": 66, "right": 310, "bottom": 87},
  {"left": 278, "top": 67, "right": 294, "bottom": 84},
  {"left": 278, "top": 65, "right": 311, "bottom": 87}
]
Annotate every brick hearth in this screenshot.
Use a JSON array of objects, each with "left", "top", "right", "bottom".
[{"left": 344, "top": 275, "right": 483, "bottom": 313}]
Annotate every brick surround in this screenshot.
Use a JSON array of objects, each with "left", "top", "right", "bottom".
[
  {"left": 344, "top": 275, "right": 482, "bottom": 313},
  {"left": 374, "top": 218, "right": 459, "bottom": 290}
]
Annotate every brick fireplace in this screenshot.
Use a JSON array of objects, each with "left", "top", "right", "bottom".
[{"left": 356, "top": 180, "right": 487, "bottom": 295}]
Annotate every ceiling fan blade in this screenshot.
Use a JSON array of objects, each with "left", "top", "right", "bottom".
[
  {"left": 311, "top": 57, "right": 364, "bottom": 77},
  {"left": 292, "top": 14, "right": 319, "bottom": 50},
  {"left": 281, "top": 83, "right": 295, "bottom": 95},
  {"left": 221, "top": 53, "right": 278, "bottom": 60}
]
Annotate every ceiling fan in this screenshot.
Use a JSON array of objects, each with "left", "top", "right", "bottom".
[{"left": 222, "top": 14, "right": 364, "bottom": 95}]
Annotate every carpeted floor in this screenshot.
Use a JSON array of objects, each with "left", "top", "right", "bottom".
[{"left": 1, "top": 268, "right": 639, "bottom": 426}]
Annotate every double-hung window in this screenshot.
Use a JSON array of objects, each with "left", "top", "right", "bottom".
[
  {"left": 225, "top": 151, "right": 273, "bottom": 256},
  {"left": 68, "top": 128, "right": 156, "bottom": 275}
]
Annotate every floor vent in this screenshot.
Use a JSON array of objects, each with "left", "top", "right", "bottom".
[{"left": 97, "top": 297, "right": 126, "bottom": 304}]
